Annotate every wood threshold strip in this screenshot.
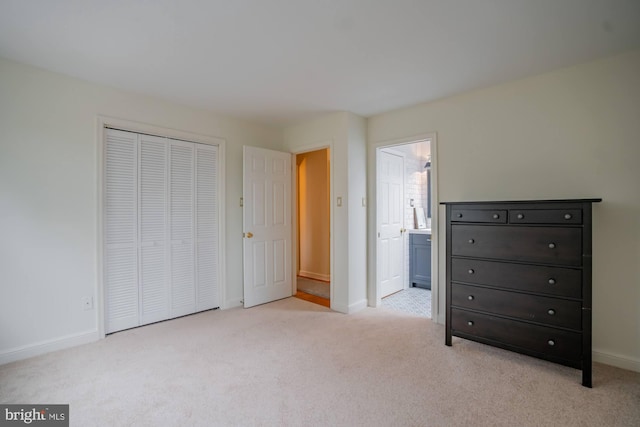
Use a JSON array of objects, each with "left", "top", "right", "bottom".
[{"left": 294, "top": 291, "right": 330, "bottom": 308}]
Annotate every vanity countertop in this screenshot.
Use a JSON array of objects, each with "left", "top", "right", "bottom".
[{"left": 409, "top": 229, "right": 431, "bottom": 235}]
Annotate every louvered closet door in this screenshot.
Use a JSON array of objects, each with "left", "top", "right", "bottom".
[
  {"left": 195, "top": 144, "right": 219, "bottom": 310},
  {"left": 138, "top": 134, "right": 169, "bottom": 325},
  {"left": 105, "top": 130, "right": 220, "bottom": 333},
  {"left": 169, "top": 140, "right": 196, "bottom": 317},
  {"left": 104, "top": 129, "right": 139, "bottom": 333}
]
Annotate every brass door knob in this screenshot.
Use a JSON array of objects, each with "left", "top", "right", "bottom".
[{"left": 246, "top": 232, "right": 254, "bottom": 238}]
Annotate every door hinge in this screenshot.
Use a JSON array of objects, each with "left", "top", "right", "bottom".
[{"left": 240, "top": 197, "right": 243, "bottom": 207}]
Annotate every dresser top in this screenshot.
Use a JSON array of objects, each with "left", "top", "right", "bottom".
[{"left": 440, "top": 198, "right": 601, "bottom": 205}]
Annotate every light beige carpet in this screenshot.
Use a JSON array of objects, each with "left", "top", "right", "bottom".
[{"left": 1, "top": 297, "right": 639, "bottom": 426}]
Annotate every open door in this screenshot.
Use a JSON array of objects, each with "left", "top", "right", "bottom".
[
  {"left": 243, "top": 146, "right": 292, "bottom": 307},
  {"left": 378, "top": 149, "right": 405, "bottom": 297}
]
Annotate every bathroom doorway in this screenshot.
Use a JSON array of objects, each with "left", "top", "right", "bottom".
[
  {"left": 295, "top": 148, "right": 331, "bottom": 307},
  {"left": 377, "top": 140, "right": 433, "bottom": 318}
]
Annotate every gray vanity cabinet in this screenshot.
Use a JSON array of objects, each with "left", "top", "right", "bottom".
[{"left": 409, "top": 233, "right": 431, "bottom": 289}]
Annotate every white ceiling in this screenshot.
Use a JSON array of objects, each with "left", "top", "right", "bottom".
[{"left": 1, "top": 0, "right": 639, "bottom": 128}]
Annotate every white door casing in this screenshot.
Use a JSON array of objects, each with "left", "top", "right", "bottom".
[
  {"left": 378, "top": 149, "right": 405, "bottom": 298},
  {"left": 243, "top": 146, "right": 292, "bottom": 307}
]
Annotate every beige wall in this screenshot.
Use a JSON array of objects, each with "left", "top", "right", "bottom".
[
  {"left": 3, "top": 47, "right": 638, "bottom": 371},
  {"left": 346, "top": 113, "right": 368, "bottom": 306},
  {"left": 368, "top": 49, "right": 640, "bottom": 371},
  {"left": 0, "top": 57, "right": 281, "bottom": 362},
  {"left": 297, "top": 149, "right": 330, "bottom": 280},
  {"left": 283, "top": 112, "right": 368, "bottom": 313}
]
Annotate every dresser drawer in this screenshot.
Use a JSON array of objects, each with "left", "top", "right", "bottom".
[
  {"left": 451, "top": 283, "right": 582, "bottom": 330},
  {"left": 451, "top": 258, "right": 582, "bottom": 298},
  {"left": 451, "top": 308, "right": 582, "bottom": 360},
  {"left": 451, "top": 225, "right": 582, "bottom": 266},
  {"left": 451, "top": 209, "right": 507, "bottom": 223},
  {"left": 509, "top": 209, "right": 582, "bottom": 224}
]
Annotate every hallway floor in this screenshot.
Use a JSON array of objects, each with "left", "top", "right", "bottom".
[{"left": 295, "top": 276, "right": 330, "bottom": 307}]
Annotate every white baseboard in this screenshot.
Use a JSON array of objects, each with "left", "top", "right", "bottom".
[
  {"left": 330, "top": 298, "right": 367, "bottom": 314},
  {"left": 593, "top": 349, "right": 640, "bottom": 373},
  {"left": 348, "top": 299, "right": 368, "bottom": 314},
  {"left": 223, "top": 298, "right": 243, "bottom": 309},
  {"left": 331, "top": 301, "right": 348, "bottom": 314},
  {"left": 298, "top": 271, "right": 330, "bottom": 282},
  {"left": 0, "top": 329, "right": 99, "bottom": 366}
]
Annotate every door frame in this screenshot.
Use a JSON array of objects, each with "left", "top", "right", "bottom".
[
  {"left": 368, "top": 133, "right": 441, "bottom": 323},
  {"left": 96, "top": 115, "right": 226, "bottom": 338},
  {"left": 290, "top": 141, "right": 334, "bottom": 306}
]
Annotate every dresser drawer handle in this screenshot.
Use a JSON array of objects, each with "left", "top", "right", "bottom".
[
  {"left": 548, "top": 278, "right": 556, "bottom": 285},
  {"left": 467, "top": 295, "right": 474, "bottom": 301},
  {"left": 548, "top": 243, "right": 556, "bottom": 249},
  {"left": 457, "top": 213, "right": 463, "bottom": 218},
  {"left": 517, "top": 213, "right": 524, "bottom": 219},
  {"left": 468, "top": 239, "right": 475, "bottom": 244},
  {"left": 564, "top": 213, "right": 572, "bottom": 220},
  {"left": 548, "top": 340, "right": 555, "bottom": 346},
  {"left": 467, "top": 321, "right": 474, "bottom": 326},
  {"left": 492, "top": 213, "right": 500, "bottom": 219},
  {"left": 548, "top": 309, "right": 556, "bottom": 315},
  {"left": 468, "top": 269, "right": 475, "bottom": 274}
]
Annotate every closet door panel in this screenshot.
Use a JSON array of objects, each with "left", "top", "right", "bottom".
[
  {"left": 169, "top": 141, "right": 196, "bottom": 317},
  {"left": 139, "top": 135, "right": 169, "bottom": 325},
  {"left": 104, "top": 129, "right": 139, "bottom": 333},
  {"left": 170, "top": 243, "right": 195, "bottom": 316},
  {"left": 195, "top": 145, "right": 219, "bottom": 310}
]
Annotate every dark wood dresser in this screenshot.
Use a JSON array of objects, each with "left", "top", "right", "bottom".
[{"left": 442, "top": 199, "right": 601, "bottom": 387}]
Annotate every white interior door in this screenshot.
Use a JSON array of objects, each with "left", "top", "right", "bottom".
[
  {"left": 243, "top": 146, "right": 292, "bottom": 307},
  {"left": 378, "top": 149, "right": 405, "bottom": 297}
]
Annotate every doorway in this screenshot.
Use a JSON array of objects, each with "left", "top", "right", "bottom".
[
  {"left": 294, "top": 148, "right": 331, "bottom": 307},
  {"left": 377, "top": 140, "right": 433, "bottom": 318}
]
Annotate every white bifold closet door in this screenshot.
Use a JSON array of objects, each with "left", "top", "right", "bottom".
[
  {"left": 104, "top": 129, "right": 139, "bottom": 333},
  {"left": 104, "top": 129, "right": 219, "bottom": 334},
  {"left": 139, "top": 134, "right": 168, "bottom": 325}
]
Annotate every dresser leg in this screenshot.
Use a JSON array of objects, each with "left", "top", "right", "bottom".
[
  {"left": 445, "top": 329, "right": 452, "bottom": 346},
  {"left": 582, "top": 368, "right": 592, "bottom": 388}
]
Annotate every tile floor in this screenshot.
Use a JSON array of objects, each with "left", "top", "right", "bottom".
[{"left": 382, "top": 287, "right": 431, "bottom": 318}]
